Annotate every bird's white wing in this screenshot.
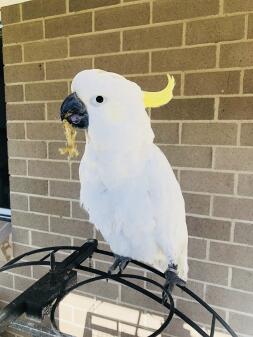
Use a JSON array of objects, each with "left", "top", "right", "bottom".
[{"left": 144, "top": 144, "right": 188, "bottom": 279}]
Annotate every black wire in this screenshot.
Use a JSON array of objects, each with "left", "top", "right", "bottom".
[
  {"left": 50, "top": 273, "right": 175, "bottom": 337},
  {"left": 0, "top": 245, "right": 238, "bottom": 337}
]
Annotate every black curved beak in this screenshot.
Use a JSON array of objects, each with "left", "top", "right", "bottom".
[{"left": 60, "top": 92, "right": 89, "bottom": 129}]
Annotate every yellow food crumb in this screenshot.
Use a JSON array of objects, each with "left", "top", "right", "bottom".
[{"left": 59, "top": 119, "right": 79, "bottom": 159}]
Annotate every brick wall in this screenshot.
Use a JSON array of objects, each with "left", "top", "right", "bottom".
[{"left": 1, "top": 0, "right": 253, "bottom": 336}]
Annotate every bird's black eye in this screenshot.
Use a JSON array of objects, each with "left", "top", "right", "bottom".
[{"left": 96, "top": 96, "right": 104, "bottom": 103}]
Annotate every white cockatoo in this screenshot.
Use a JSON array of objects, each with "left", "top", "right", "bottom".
[{"left": 60, "top": 69, "right": 188, "bottom": 297}]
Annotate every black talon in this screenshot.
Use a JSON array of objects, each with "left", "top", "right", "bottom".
[
  {"left": 108, "top": 255, "right": 131, "bottom": 275},
  {"left": 162, "top": 264, "right": 186, "bottom": 304}
]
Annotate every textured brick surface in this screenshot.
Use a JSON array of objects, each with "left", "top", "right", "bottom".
[
  {"left": 234, "top": 222, "right": 253, "bottom": 245},
  {"left": 25, "top": 82, "right": 68, "bottom": 101},
  {"left": 95, "top": 3, "right": 150, "bottom": 30},
  {"left": 22, "top": 0, "right": 66, "bottom": 20},
  {"left": 152, "top": 46, "right": 216, "bottom": 72},
  {"left": 3, "top": 45, "right": 22, "bottom": 65},
  {"left": 1, "top": 4, "right": 20, "bottom": 25},
  {"left": 4, "top": 63, "right": 45, "bottom": 83},
  {"left": 2, "top": 1, "right": 253, "bottom": 336},
  {"left": 123, "top": 24, "right": 183, "bottom": 50},
  {"left": 69, "top": 0, "right": 120, "bottom": 11},
  {"left": 240, "top": 123, "right": 253, "bottom": 146},
  {"left": 3, "top": 21, "right": 43, "bottom": 44},
  {"left": 219, "top": 97, "right": 253, "bottom": 119},
  {"left": 30, "top": 196, "right": 70, "bottom": 217},
  {"left": 45, "top": 12, "right": 92, "bottom": 38},
  {"left": 187, "top": 216, "right": 231, "bottom": 241},
  {"left": 186, "top": 16, "right": 245, "bottom": 45},
  {"left": 220, "top": 41, "right": 253, "bottom": 68},
  {"left": 46, "top": 59, "right": 92, "bottom": 80},
  {"left": 7, "top": 103, "right": 45, "bottom": 120},
  {"left": 161, "top": 145, "right": 212, "bottom": 168},
  {"left": 224, "top": 0, "right": 253, "bottom": 13},
  {"left": 185, "top": 71, "right": 240, "bottom": 95},
  {"left": 181, "top": 170, "right": 234, "bottom": 194},
  {"left": 153, "top": 0, "right": 219, "bottom": 23},
  {"left": 152, "top": 98, "right": 214, "bottom": 120},
  {"left": 70, "top": 32, "right": 120, "bottom": 57},
  {"left": 181, "top": 123, "right": 237, "bottom": 145},
  {"left": 95, "top": 52, "right": 149, "bottom": 74},
  {"left": 24, "top": 39, "right": 68, "bottom": 62},
  {"left": 215, "top": 148, "right": 253, "bottom": 171},
  {"left": 213, "top": 196, "right": 253, "bottom": 221},
  {"left": 238, "top": 174, "right": 253, "bottom": 196}
]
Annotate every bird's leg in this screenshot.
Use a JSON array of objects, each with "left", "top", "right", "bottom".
[
  {"left": 162, "top": 264, "right": 186, "bottom": 303},
  {"left": 108, "top": 254, "right": 131, "bottom": 275}
]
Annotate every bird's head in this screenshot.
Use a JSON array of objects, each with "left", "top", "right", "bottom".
[{"left": 60, "top": 69, "right": 175, "bottom": 150}]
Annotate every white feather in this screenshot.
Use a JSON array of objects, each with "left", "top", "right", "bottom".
[{"left": 74, "top": 69, "right": 188, "bottom": 280}]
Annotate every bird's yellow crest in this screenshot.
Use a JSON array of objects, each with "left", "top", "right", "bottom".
[{"left": 143, "top": 74, "right": 175, "bottom": 108}]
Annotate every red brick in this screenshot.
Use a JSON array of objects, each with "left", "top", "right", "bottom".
[
  {"left": 95, "top": 3, "right": 150, "bottom": 30},
  {"left": 152, "top": 46, "right": 216, "bottom": 72},
  {"left": 153, "top": 0, "right": 219, "bottom": 23}
]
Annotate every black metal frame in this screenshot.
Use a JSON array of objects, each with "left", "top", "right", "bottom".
[{"left": 0, "top": 239, "right": 238, "bottom": 337}]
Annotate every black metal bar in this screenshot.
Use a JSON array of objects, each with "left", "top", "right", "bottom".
[
  {"left": 0, "top": 240, "right": 98, "bottom": 333},
  {"left": 0, "top": 242, "right": 238, "bottom": 337}
]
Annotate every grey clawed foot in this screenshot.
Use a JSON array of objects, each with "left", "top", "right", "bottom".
[
  {"left": 108, "top": 255, "right": 131, "bottom": 275},
  {"left": 162, "top": 264, "right": 186, "bottom": 304}
]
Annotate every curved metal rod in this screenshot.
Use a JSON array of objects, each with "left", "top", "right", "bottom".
[
  {"left": 0, "top": 245, "right": 238, "bottom": 337},
  {"left": 95, "top": 248, "right": 238, "bottom": 337},
  {"left": 50, "top": 273, "right": 175, "bottom": 337},
  {"left": 3, "top": 246, "right": 81, "bottom": 267}
]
